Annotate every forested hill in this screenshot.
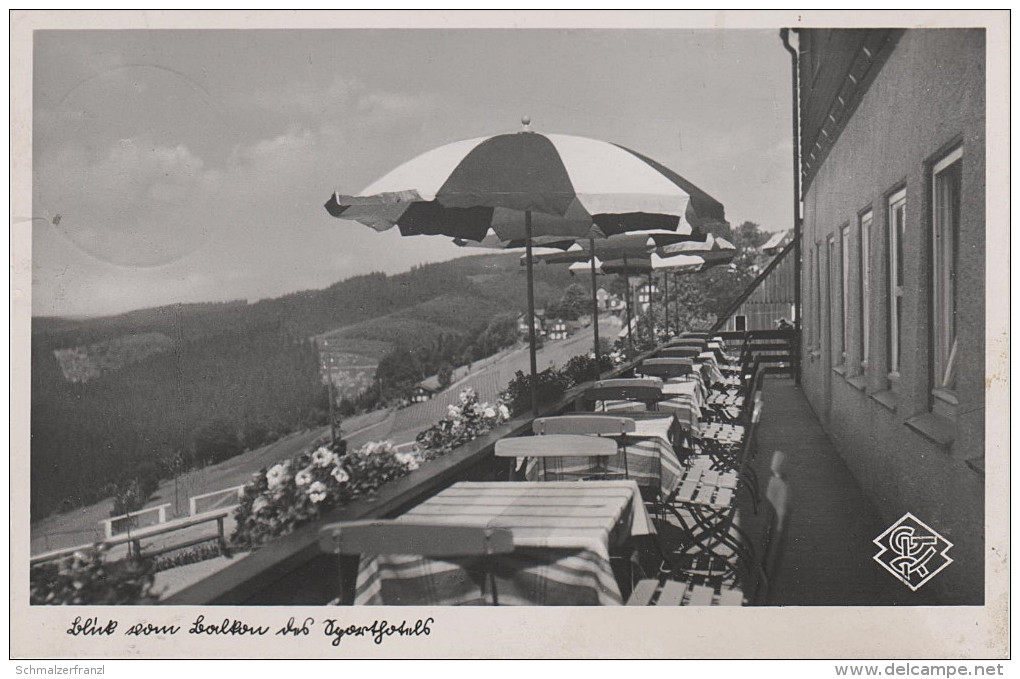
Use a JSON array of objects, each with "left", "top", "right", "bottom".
[
  {"left": 30, "top": 252, "right": 577, "bottom": 519},
  {"left": 33, "top": 253, "right": 575, "bottom": 350}
]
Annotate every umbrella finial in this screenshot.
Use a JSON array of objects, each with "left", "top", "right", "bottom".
[{"left": 521, "top": 116, "right": 531, "bottom": 132}]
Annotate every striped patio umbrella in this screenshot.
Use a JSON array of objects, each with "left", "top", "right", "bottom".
[{"left": 324, "top": 123, "right": 725, "bottom": 413}]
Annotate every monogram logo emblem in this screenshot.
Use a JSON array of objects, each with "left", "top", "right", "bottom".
[{"left": 873, "top": 513, "right": 953, "bottom": 591}]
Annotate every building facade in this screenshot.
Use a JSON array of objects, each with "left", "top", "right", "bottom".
[{"left": 795, "top": 29, "right": 985, "bottom": 604}]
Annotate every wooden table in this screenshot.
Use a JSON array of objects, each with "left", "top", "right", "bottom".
[{"left": 353, "top": 481, "right": 655, "bottom": 606}]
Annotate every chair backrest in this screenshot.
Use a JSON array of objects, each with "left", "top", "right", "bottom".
[
  {"left": 742, "top": 358, "right": 764, "bottom": 399},
  {"left": 320, "top": 519, "right": 515, "bottom": 558},
  {"left": 639, "top": 357, "right": 694, "bottom": 379},
  {"left": 755, "top": 475, "right": 791, "bottom": 605},
  {"left": 668, "top": 337, "right": 707, "bottom": 347},
  {"left": 494, "top": 434, "right": 618, "bottom": 458},
  {"left": 658, "top": 346, "right": 701, "bottom": 359},
  {"left": 770, "top": 450, "right": 786, "bottom": 478},
  {"left": 319, "top": 520, "right": 515, "bottom": 606},
  {"left": 533, "top": 415, "right": 636, "bottom": 436},
  {"left": 583, "top": 378, "right": 663, "bottom": 404}
]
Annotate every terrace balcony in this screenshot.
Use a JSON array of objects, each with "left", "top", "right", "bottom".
[{"left": 160, "top": 327, "right": 932, "bottom": 607}]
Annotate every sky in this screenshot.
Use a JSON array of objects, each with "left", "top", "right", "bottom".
[{"left": 31, "top": 28, "right": 793, "bottom": 318}]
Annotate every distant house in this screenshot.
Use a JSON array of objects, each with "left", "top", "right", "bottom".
[
  {"left": 720, "top": 233, "right": 796, "bottom": 333},
  {"left": 516, "top": 313, "right": 545, "bottom": 336},
  {"left": 636, "top": 283, "right": 659, "bottom": 312},
  {"left": 410, "top": 385, "right": 435, "bottom": 403},
  {"left": 761, "top": 229, "right": 793, "bottom": 255},
  {"left": 410, "top": 375, "right": 442, "bottom": 403},
  {"left": 547, "top": 319, "right": 568, "bottom": 341}
]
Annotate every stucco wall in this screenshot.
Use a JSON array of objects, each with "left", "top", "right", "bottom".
[{"left": 799, "top": 29, "right": 985, "bottom": 604}]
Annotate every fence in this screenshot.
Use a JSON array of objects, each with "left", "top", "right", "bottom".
[
  {"left": 100, "top": 503, "right": 171, "bottom": 538},
  {"left": 189, "top": 485, "right": 246, "bottom": 516},
  {"left": 32, "top": 508, "right": 232, "bottom": 567}
]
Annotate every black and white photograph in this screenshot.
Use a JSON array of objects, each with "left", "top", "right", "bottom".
[{"left": 10, "top": 10, "right": 1009, "bottom": 661}]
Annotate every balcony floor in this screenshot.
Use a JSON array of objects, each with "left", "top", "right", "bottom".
[{"left": 742, "top": 378, "right": 941, "bottom": 606}]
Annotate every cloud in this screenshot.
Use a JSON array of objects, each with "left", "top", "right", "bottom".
[
  {"left": 35, "top": 136, "right": 222, "bottom": 268},
  {"left": 246, "top": 75, "right": 437, "bottom": 125}
]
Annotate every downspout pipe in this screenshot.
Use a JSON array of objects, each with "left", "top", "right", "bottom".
[{"left": 781, "top": 28, "right": 803, "bottom": 384}]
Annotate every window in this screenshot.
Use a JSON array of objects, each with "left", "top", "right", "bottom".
[
  {"left": 887, "top": 188, "right": 906, "bottom": 383},
  {"left": 840, "top": 224, "right": 850, "bottom": 366},
  {"left": 828, "top": 236, "right": 838, "bottom": 365},
  {"left": 932, "top": 147, "right": 962, "bottom": 399},
  {"left": 814, "top": 243, "right": 822, "bottom": 349},
  {"left": 859, "top": 210, "right": 872, "bottom": 370},
  {"left": 735, "top": 315, "right": 747, "bottom": 332}
]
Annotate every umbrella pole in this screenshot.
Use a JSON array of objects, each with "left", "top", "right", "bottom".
[
  {"left": 524, "top": 210, "right": 539, "bottom": 417},
  {"left": 623, "top": 254, "right": 634, "bottom": 356},
  {"left": 647, "top": 271, "right": 654, "bottom": 343},
  {"left": 663, "top": 270, "right": 669, "bottom": 339},
  {"left": 590, "top": 237, "right": 600, "bottom": 380}
]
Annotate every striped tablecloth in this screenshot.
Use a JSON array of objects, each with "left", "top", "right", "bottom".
[
  {"left": 353, "top": 481, "right": 654, "bottom": 606},
  {"left": 523, "top": 416, "right": 684, "bottom": 494},
  {"left": 658, "top": 380, "right": 705, "bottom": 432},
  {"left": 697, "top": 353, "right": 725, "bottom": 384}
]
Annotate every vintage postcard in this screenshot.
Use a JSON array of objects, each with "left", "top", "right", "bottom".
[{"left": 9, "top": 10, "right": 1010, "bottom": 661}]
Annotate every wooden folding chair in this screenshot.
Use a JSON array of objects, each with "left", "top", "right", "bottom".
[
  {"left": 582, "top": 378, "right": 664, "bottom": 412},
  {"left": 626, "top": 577, "right": 745, "bottom": 606},
  {"left": 494, "top": 434, "right": 618, "bottom": 482},
  {"left": 639, "top": 357, "right": 695, "bottom": 380},
  {"left": 318, "top": 519, "right": 515, "bottom": 605},
  {"left": 751, "top": 473, "right": 791, "bottom": 605}
]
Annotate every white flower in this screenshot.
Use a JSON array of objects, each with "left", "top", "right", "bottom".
[
  {"left": 459, "top": 388, "right": 475, "bottom": 405},
  {"left": 311, "top": 446, "right": 338, "bottom": 468},
  {"left": 252, "top": 496, "right": 269, "bottom": 514},
  {"left": 294, "top": 466, "right": 314, "bottom": 487},
  {"left": 266, "top": 463, "right": 289, "bottom": 490},
  {"left": 331, "top": 466, "right": 350, "bottom": 484},
  {"left": 447, "top": 404, "right": 462, "bottom": 419},
  {"left": 395, "top": 452, "right": 420, "bottom": 471},
  {"left": 308, "top": 481, "right": 328, "bottom": 503},
  {"left": 483, "top": 407, "right": 496, "bottom": 419},
  {"left": 498, "top": 404, "right": 511, "bottom": 420}
]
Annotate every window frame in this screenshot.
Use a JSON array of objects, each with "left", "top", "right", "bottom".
[
  {"left": 887, "top": 187, "right": 907, "bottom": 386},
  {"left": 859, "top": 209, "right": 873, "bottom": 371},
  {"left": 840, "top": 223, "right": 851, "bottom": 368},
  {"left": 814, "top": 243, "right": 822, "bottom": 351},
  {"left": 930, "top": 146, "right": 963, "bottom": 412},
  {"left": 828, "top": 235, "right": 838, "bottom": 367}
]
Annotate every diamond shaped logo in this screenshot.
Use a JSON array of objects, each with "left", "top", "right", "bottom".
[{"left": 873, "top": 512, "right": 953, "bottom": 591}]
